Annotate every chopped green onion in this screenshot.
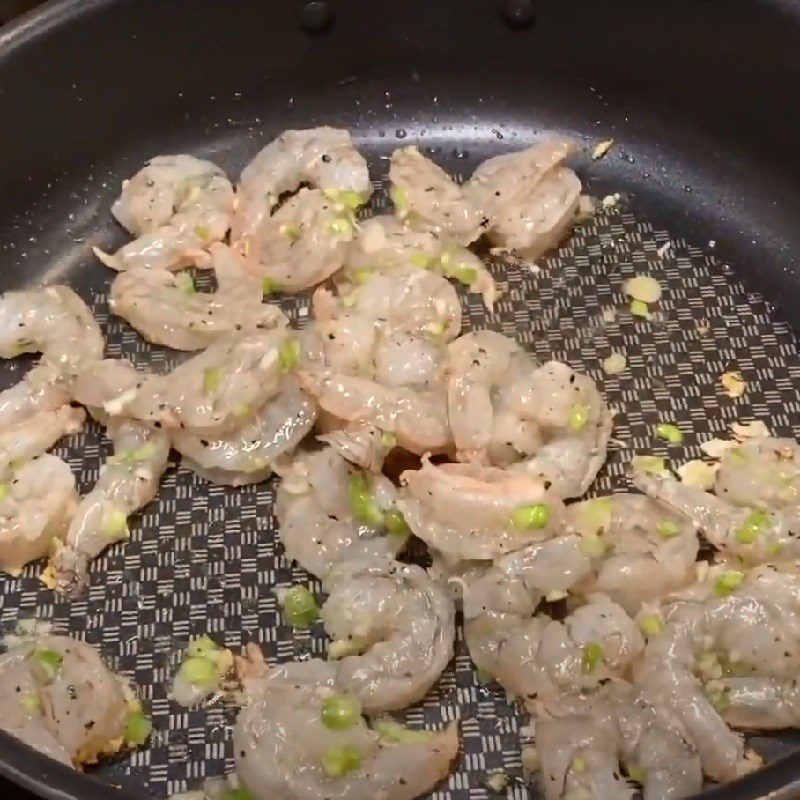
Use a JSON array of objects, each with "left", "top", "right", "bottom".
[
  {"left": 632, "top": 455, "right": 668, "bottom": 476},
  {"left": 279, "top": 339, "right": 301, "bottom": 373},
  {"left": 19, "top": 693, "right": 41, "bottom": 714},
  {"left": 728, "top": 447, "right": 747, "bottom": 464},
  {"left": 30, "top": 648, "right": 63, "bottom": 683},
  {"left": 262, "top": 276, "right": 277, "bottom": 296},
  {"left": 409, "top": 252, "right": 431, "bottom": 268},
  {"left": 351, "top": 269, "right": 371, "bottom": 285},
  {"left": 328, "top": 218, "right": 354, "bottom": 237},
  {"left": 567, "top": 404, "right": 590, "bottom": 432},
  {"left": 175, "top": 273, "right": 196, "bottom": 294},
  {"left": 194, "top": 225, "right": 211, "bottom": 242},
  {"left": 234, "top": 404, "right": 251, "bottom": 418},
  {"left": 423, "top": 320, "right": 447, "bottom": 337},
  {"left": 220, "top": 789, "right": 254, "bottom": 800},
  {"left": 321, "top": 693, "right": 361, "bottom": 731},
  {"left": 103, "top": 508, "right": 130, "bottom": 541},
  {"left": 324, "top": 188, "right": 367, "bottom": 210},
  {"left": 322, "top": 744, "right": 362, "bottom": 777},
  {"left": 655, "top": 423, "right": 683, "bottom": 444},
  {"left": 624, "top": 275, "right": 662, "bottom": 304},
  {"left": 475, "top": 668, "right": 494, "bottom": 684},
  {"left": 765, "top": 540, "right": 783, "bottom": 557},
  {"left": 627, "top": 765, "right": 647, "bottom": 785},
  {"left": 347, "top": 474, "right": 384, "bottom": 526},
  {"left": 390, "top": 185, "right": 409, "bottom": 212},
  {"left": 735, "top": 509, "right": 769, "bottom": 544},
  {"left": 714, "top": 570, "right": 744, "bottom": 596},
  {"left": 581, "top": 642, "right": 604, "bottom": 674},
  {"left": 203, "top": 366, "right": 223, "bottom": 394},
  {"left": 638, "top": 615, "right": 662, "bottom": 636},
  {"left": 656, "top": 519, "right": 681, "bottom": 539},
  {"left": 374, "top": 718, "right": 435, "bottom": 744},
  {"left": 187, "top": 635, "right": 218, "bottom": 658},
  {"left": 630, "top": 299, "right": 650, "bottom": 318},
  {"left": 179, "top": 656, "right": 219, "bottom": 688},
  {"left": 442, "top": 262, "right": 478, "bottom": 286},
  {"left": 572, "top": 756, "right": 586, "bottom": 773},
  {"left": 380, "top": 431, "right": 397, "bottom": 448},
  {"left": 0, "top": 484, "right": 8, "bottom": 502},
  {"left": 578, "top": 534, "right": 606, "bottom": 557},
  {"left": 509, "top": 503, "right": 551, "bottom": 531},
  {"left": 706, "top": 688, "right": 731, "bottom": 713},
  {"left": 281, "top": 585, "right": 319, "bottom": 628},
  {"left": 579, "top": 497, "right": 613, "bottom": 532},
  {"left": 328, "top": 637, "right": 367, "bottom": 660},
  {"left": 278, "top": 223, "right": 301, "bottom": 240},
  {"left": 124, "top": 710, "right": 152, "bottom": 746},
  {"left": 383, "top": 508, "right": 410, "bottom": 538}
]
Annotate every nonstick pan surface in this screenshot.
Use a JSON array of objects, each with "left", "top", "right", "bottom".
[{"left": 1, "top": 1, "right": 800, "bottom": 799}]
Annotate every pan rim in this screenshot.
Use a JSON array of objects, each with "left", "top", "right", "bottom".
[{"left": 0, "top": 2, "right": 799, "bottom": 800}]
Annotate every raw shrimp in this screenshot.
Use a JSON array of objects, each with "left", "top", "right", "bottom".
[
  {"left": 122, "top": 329, "right": 293, "bottom": 434},
  {"left": 0, "top": 455, "right": 78, "bottom": 576},
  {"left": 172, "top": 377, "right": 316, "bottom": 485},
  {"left": 388, "top": 146, "right": 485, "bottom": 244},
  {"left": 0, "top": 286, "right": 103, "bottom": 373},
  {"left": 348, "top": 215, "right": 496, "bottom": 309},
  {"left": 634, "top": 462, "right": 800, "bottom": 563},
  {"left": 629, "top": 564, "right": 800, "bottom": 781},
  {"left": 468, "top": 140, "right": 582, "bottom": 259},
  {"left": 397, "top": 458, "right": 566, "bottom": 562},
  {"left": 317, "top": 422, "right": 393, "bottom": 473},
  {"left": 46, "top": 420, "right": 169, "bottom": 595},
  {"left": 94, "top": 154, "right": 234, "bottom": 271},
  {"left": 275, "top": 447, "right": 406, "bottom": 582},
  {"left": 566, "top": 494, "right": 699, "bottom": 613},
  {"left": 71, "top": 358, "right": 142, "bottom": 423},
  {"left": 233, "top": 656, "right": 458, "bottom": 800},
  {"left": 0, "top": 405, "right": 85, "bottom": 479},
  {"left": 109, "top": 244, "right": 285, "bottom": 350},
  {"left": 232, "top": 127, "right": 371, "bottom": 243},
  {"left": 465, "top": 595, "right": 644, "bottom": 704},
  {"left": 238, "top": 188, "right": 356, "bottom": 291},
  {"left": 445, "top": 335, "right": 612, "bottom": 497},
  {"left": 0, "top": 362, "right": 70, "bottom": 428},
  {"left": 536, "top": 681, "right": 703, "bottom": 800},
  {"left": 321, "top": 559, "right": 455, "bottom": 713},
  {"left": 0, "top": 628, "right": 142, "bottom": 767},
  {"left": 298, "top": 269, "right": 459, "bottom": 454}
]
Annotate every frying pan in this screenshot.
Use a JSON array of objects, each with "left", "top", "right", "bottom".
[{"left": 1, "top": 1, "right": 800, "bottom": 799}]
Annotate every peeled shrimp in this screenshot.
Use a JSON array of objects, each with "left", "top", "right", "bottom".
[
  {"left": 0, "top": 455, "right": 78, "bottom": 576},
  {"left": 317, "top": 422, "right": 393, "bottom": 473},
  {"left": 0, "top": 405, "right": 85, "bottom": 479},
  {"left": 468, "top": 140, "right": 581, "bottom": 258},
  {"left": 634, "top": 458, "right": 800, "bottom": 563},
  {"left": 275, "top": 447, "right": 406, "bottom": 582},
  {"left": 0, "top": 286, "right": 103, "bottom": 373},
  {"left": 94, "top": 154, "right": 234, "bottom": 271},
  {"left": 0, "top": 629, "right": 135, "bottom": 767},
  {"left": 233, "top": 127, "right": 371, "bottom": 243},
  {"left": 233, "top": 657, "right": 458, "bottom": 800},
  {"left": 122, "top": 329, "right": 292, "bottom": 434},
  {"left": 321, "top": 559, "right": 455, "bottom": 713},
  {"left": 238, "top": 188, "right": 356, "bottom": 291},
  {"left": 172, "top": 377, "right": 316, "bottom": 485},
  {"left": 397, "top": 458, "right": 566, "bottom": 562},
  {"left": 109, "top": 244, "right": 285, "bottom": 350},
  {"left": 47, "top": 420, "right": 169, "bottom": 595},
  {"left": 348, "top": 215, "right": 496, "bottom": 309},
  {"left": 388, "top": 146, "right": 484, "bottom": 244},
  {"left": 566, "top": 494, "right": 699, "bottom": 614},
  {"left": 0, "top": 362, "right": 70, "bottom": 429},
  {"left": 536, "top": 682, "right": 703, "bottom": 800},
  {"left": 465, "top": 595, "right": 643, "bottom": 704}
]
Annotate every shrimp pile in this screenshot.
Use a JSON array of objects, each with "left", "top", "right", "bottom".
[{"left": 4, "top": 124, "right": 791, "bottom": 800}]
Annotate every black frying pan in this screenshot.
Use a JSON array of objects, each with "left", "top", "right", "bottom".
[{"left": 1, "top": 1, "right": 799, "bottom": 799}]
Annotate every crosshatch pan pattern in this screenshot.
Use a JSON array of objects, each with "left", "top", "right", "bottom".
[{"left": 0, "top": 204, "right": 800, "bottom": 800}]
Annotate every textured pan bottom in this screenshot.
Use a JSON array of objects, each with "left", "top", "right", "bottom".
[{"left": 1, "top": 197, "right": 799, "bottom": 799}]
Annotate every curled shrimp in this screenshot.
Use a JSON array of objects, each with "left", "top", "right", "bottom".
[{"left": 94, "top": 154, "right": 234, "bottom": 271}]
